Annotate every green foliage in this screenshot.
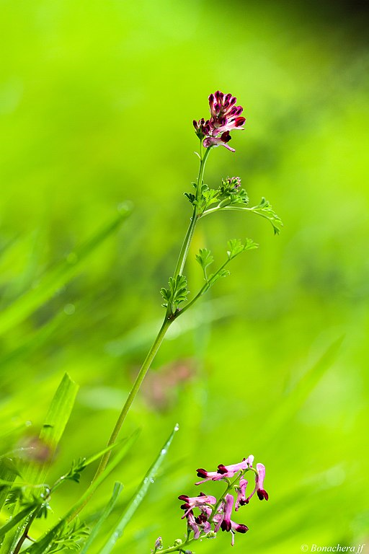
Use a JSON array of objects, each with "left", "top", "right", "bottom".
[
  {"left": 160, "top": 275, "right": 189, "bottom": 313},
  {"left": 100, "top": 423, "right": 179, "bottom": 554},
  {"left": 218, "top": 177, "right": 249, "bottom": 206},
  {"left": 23, "top": 431, "right": 139, "bottom": 554},
  {"left": 25, "top": 373, "right": 79, "bottom": 485},
  {"left": 0, "top": 2, "right": 368, "bottom": 553},
  {"left": 196, "top": 248, "right": 214, "bottom": 280},
  {"left": 53, "top": 442, "right": 126, "bottom": 490},
  {"left": 0, "top": 460, "right": 19, "bottom": 511},
  {"left": 251, "top": 197, "right": 283, "bottom": 235},
  {"left": 48, "top": 519, "right": 89, "bottom": 553},
  {"left": 191, "top": 240, "right": 258, "bottom": 300},
  {"left": 186, "top": 180, "right": 249, "bottom": 216},
  {"left": 227, "top": 238, "right": 258, "bottom": 260},
  {"left": 62, "top": 458, "right": 87, "bottom": 485},
  {"left": 80, "top": 482, "right": 123, "bottom": 554}
]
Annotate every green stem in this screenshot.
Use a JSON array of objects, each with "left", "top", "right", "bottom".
[
  {"left": 202, "top": 204, "right": 249, "bottom": 217},
  {"left": 173, "top": 147, "right": 211, "bottom": 278},
  {"left": 159, "top": 535, "right": 203, "bottom": 554},
  {"left": 93, "top": 318, "right": 172, "bottom": 482},
  {"left": 177, "top": 258, "right": 231, "bottom": 317},
  {"left": 88, "top": 146, "right": 211, "bottom": 509},
  {"left": 13, "top": 509, "right": 38, "bottom": 554}
]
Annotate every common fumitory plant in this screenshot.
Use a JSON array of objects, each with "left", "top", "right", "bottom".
[
  {"left": 153, "top": 457, "right": 268, "bottom": 552},
  {"left": 0, "top": 91, "right": 281, "bottom": 554}
]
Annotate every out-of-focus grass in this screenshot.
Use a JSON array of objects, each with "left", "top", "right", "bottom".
[{"left": 1, "top": 0, "right": 368, "bottom": 552}]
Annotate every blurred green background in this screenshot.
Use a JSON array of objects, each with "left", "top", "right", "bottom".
[{"left": 1, "top": 0, "right": 368, "bottom": 552}]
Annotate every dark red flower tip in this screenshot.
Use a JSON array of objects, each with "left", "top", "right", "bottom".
[
  {"left": 196, "top": 468, "right": 208, "bottom": 478},
  {"left": 196, "top": 513, "right": 208, "bottom": 524},
  {"left": 178, "top": 495, "right": 189, "bottom": 501},
  {"left": 257, "top": 489, "right": 269, "bottom": 501},
  {"left": 235, "top": 524, "right": 249, "bottom": 534},
  {"left": 235, "top": 117, "right": 246, "bottom": 127},
  {"left": 217, "top": 464, "right": 228, "bottom": 474},
  {"left": 221, "top": 520, "right": 231, "bottom": 532},
  {"left": 220, "top": 131, "right": 232, "bottom": 143}
]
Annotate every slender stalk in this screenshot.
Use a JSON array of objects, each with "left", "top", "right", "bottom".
[
  {"left": 93, "top": 318, "right": 171, "bottom": 481},
  {"left": 177, "top": 258, "right": 231, "bottom": 318},
  {"left": 13, "top": 510, "right": 38, "bottom": 554},
  {"left": 173, "top": 147, "right": 211, "bottom": 278},
  {"left": 92, "top": 147, "right": 212, "bottom": 484}
]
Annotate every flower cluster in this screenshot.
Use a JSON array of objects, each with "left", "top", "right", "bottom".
[
  {"left": 193, "top": 91, "right": 246, "bottom": 152},
  {"left": 219, "top": 176, "right": 242, "bottom": 195},
  {"left": 178, "top": 456, "right": 268, "bottom": 547}
]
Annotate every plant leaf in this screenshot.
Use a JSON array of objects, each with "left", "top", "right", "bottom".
[
  {"left": 23, "top": 430, "right": 139, "bottom": 554},
  {"left": 0, "top": 505, "right": 38, "bottom": 541},
  {"left": 80, "top": 482, "right": 123, "bottom": 553},
  {"left": 25, "top": 374, "right": 79, "bottom": 485},
  {"left": 160, "top": 276, "right": 188, "bottom": 311},
  {"left": 99, "top": 423, "right": 179, "bottom": 554},
  {"left": 196, "top": 248, "right": 214, "bottom": 280},
  {"left": 252, "top": 197, "right": 283, "bottom": 235}
]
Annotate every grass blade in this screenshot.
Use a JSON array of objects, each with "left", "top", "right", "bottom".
[
  {"left": 25, "top": 373, "right": 79, "bottom": 484},
  {"left": 0, "top": 459, "right": 19, "bottom": 511},
  {"left": 0, "top": 506, "right": 37, "bottom": 540},
  {"left": 100, "top": 423, "right": 179, "bottom": 554},
  {"left": 80, "top": 482, "right": 123, "bottom": 554},
  {"left": 0, "top": 205, "right": 131, "bottom": 336},
  {"left": 23, "top": 430, "right": 139, "bottom": 554}
]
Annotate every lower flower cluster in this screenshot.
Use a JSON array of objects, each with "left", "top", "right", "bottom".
[{"left": 178, "top": 456, "right": 268, "bottom": 548}]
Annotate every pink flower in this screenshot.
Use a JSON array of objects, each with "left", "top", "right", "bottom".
[
  {"left": 195, "top": 512, "right": 212, "bottom": 535},
  {"left": 186, "top": 509, "right": 201, "bottom": 539},
  {"left": 235, "top": 477, "right": 248, "bottom": 511},
  {"left": 178, "top": 493, "right": 217, "bottom": 518},
  {"left": 217, "top": 455, "right": 254, "bottom": 478},
  {"left": 220, "top": 494, "right": 249, "bottom": 546},
  {"left": 246, "top": 463, "right": 269, "bottom": 503},
  {"left": 256, "top": 463, "right": 269, "bottom": 501},
  {"left": 196, "top": 456, "right": 253, "bottom": 485},
  {"left": 195, "top": 468, "right": 224, "bottom": 485},
  {"left": 193, "top": 91, "right": 246, "bottom": 152},
  {"left": 203, "top": 132, "right": 235, "bottom": 152},
  {"left": 220, "top": 493, "right": 235, "bottom": 532}
]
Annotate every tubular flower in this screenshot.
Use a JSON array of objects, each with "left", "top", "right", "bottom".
[
  {"left": 217, "top": 455, "right": 254, "bottom": 478},
  {"left": 186, "top": 509, "right": 201, "bottom": 539},
  {"left": 195, "top": 468, "right": 225, "bottom": 485},
  {"left": 196, "top": 455, "right": 254, "bottom": 484},
  {"left": 235, "top": 477, "right": 248, "bottom": 511},
  {"left": 174, "top": 455, "right": 267, "bottom": 551},
  {"left": 220, "top": 493, "right": 235, "bottom": 532},
  {"left": 246, "top": 463, "right": 269, "bottom": 503},
  {"left": 178, "top": 493, "right": 217, "bottom": 518},
  {"left": 193, "top": 91, "right": 246, "bottom": 152},
  {"left": 220, "top": 494, "right": 249, "bottom": 546},
  {"left": 256, "top": 463, "right": 269, "bottom": 500}
]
